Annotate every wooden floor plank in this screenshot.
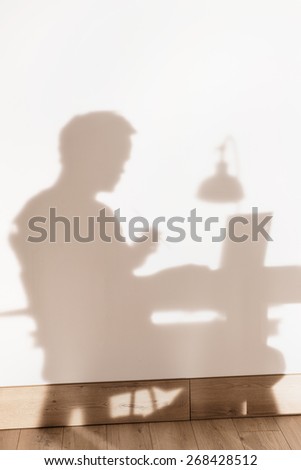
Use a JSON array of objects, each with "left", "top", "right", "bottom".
[
  {"left": 63, "top": 425, "right": 107, "bottom": 450},
  {"left": 233, "top": 417, "right": 279, "bottom": 433},
  {"left": 150, "top": 421, "right": 198, "bottom": 450},
  {"left": 18, "top": 427, "right": 63, "bottom": 450},
  {"left": 107, "top": 423, "right": 152, "bottom": 450},
  {"left": 240, "top": 430, "right": 290, "bottom": 450},
  {"left": 192, "top": 419, "right": 244, "bottom": 449},
  {"left": 0, "top": 429, "right": 20, "bottom": 450},
  {"left": 276, "top": 416, "right": 301, "bottom": 449},
  {"left": 10, "top": 416, "right": 301, "bottom": 450}
]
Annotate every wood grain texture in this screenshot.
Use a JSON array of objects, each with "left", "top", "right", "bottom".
[
  {"left": 1, "top": 374, "right": 301, "bottom": 430},
  {"left": 275, "top": 416, "right": 301, "bottom": 449},
  {"left": 246, "top": 375, "right": 301, "bottom": 416},
  {"left": 63, "top": 425, "right": 107, "bottom": 450},
  {"left": 240, "top": 430, "right": 290, "bottom": 450},
  {"left": 18, "top": 427, "right": 63, "bottom": 450},
  {"left": 191, "top": 375, "right": 301, "bottom": 419},
  {"left": 0, "top": 379, "right": 189, "bottom": 430},
  {"left": 191, "top": 377, "right": 249, "bottom": 419},
  {"left": 233, "top": 417, "right": 279, "bottom": 433},
  {"left": 150, "top": 421, "right": 198, "bottom": 449},
  {"left": 107, "top": 423, "right": 152, "bottom": 450},
  {"left": 4, "top": 416, "right": 301, "bottom": 450},
  {"left": 192, "top": 419, "right": 244, "bottom": 450},
  {"left": 0, "top": 429, "right": 20, "bottom": 450}
]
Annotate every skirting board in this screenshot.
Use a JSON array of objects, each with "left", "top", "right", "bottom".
[{"left": 1, "top": 374, "right": 301, "bottom": 430}]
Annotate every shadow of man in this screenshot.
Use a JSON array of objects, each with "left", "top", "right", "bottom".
[
  {"left": 9, "top": 111, "right": 293, "bottom": 432},
  {"left": 11, "top": 113, "right": 153, "bottom": 380},
  {"left": 9, "top": 112, "right": 213, "bottom": 427}
]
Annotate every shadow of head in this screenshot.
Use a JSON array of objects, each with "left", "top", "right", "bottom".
[{"left": 59, "top": 111, "right": 135, "bottom": 191}]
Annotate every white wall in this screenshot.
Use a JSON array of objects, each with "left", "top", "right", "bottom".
[{"left": 1, "top": 0, "right": 301, "bottom": 386}]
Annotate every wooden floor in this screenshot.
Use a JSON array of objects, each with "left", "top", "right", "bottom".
[{"left": 1, "top": 416, "right": 301, "bottom": 450}]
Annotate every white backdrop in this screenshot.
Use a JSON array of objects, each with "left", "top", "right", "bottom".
[{"left": 1, "top": 0, "right": 301, "bottom": 386}]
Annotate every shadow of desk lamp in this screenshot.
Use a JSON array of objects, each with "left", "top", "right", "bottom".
[{"left": 198, "top": 136, "right": 244, "bottom": 203}]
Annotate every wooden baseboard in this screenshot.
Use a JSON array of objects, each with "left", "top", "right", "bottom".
[
  {"left": 1, "top": 374, "right": 301, "bottom": 429},
  {"left": 191, "top": 374, "right": 301, "bottom": 419},
  {"left": 0, "top": 379, "right": 189, "bottom": 430}
]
